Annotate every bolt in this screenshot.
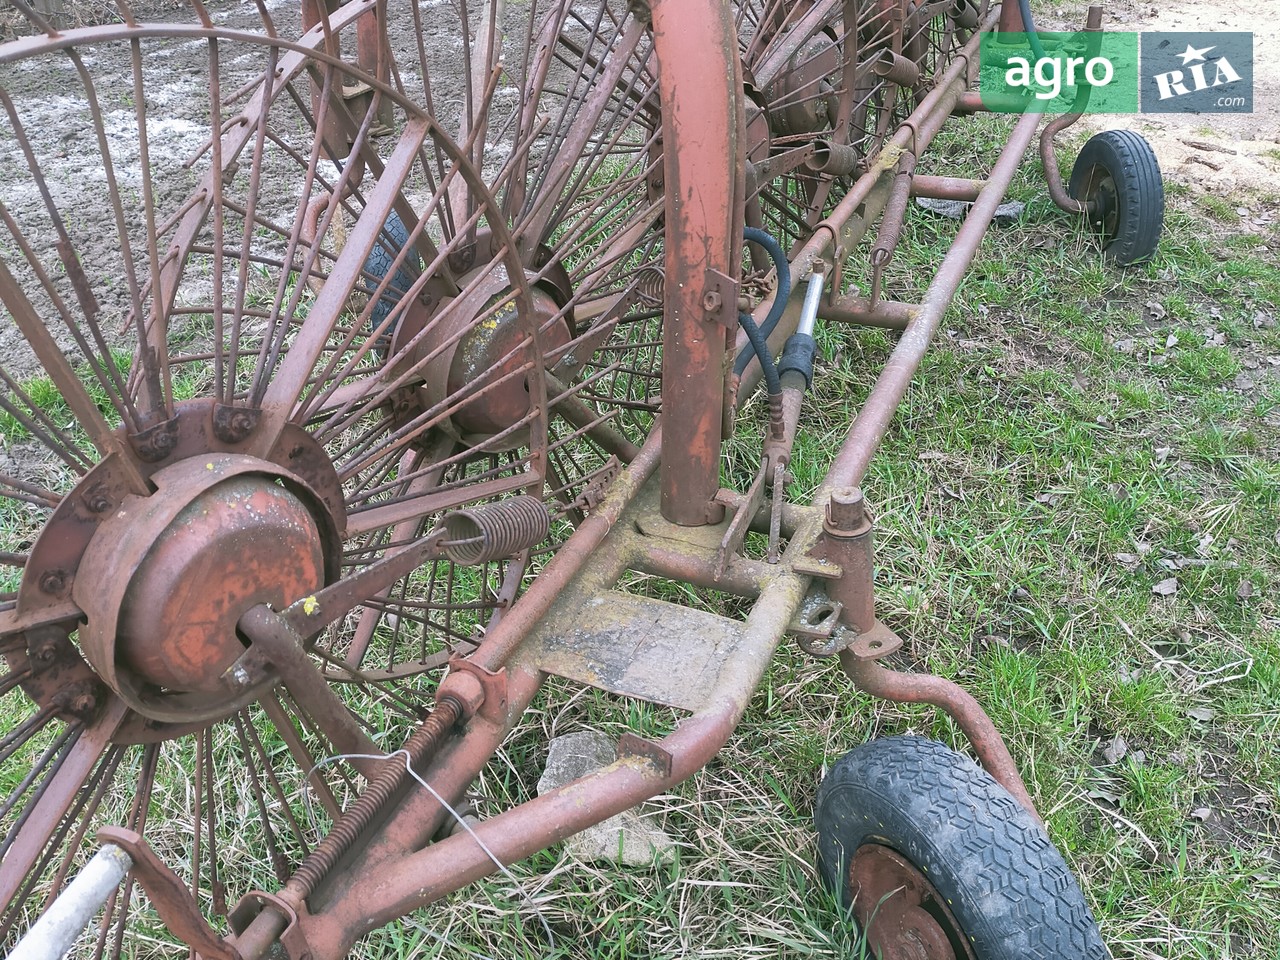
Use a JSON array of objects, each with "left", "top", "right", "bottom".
[
  {"left": 70, "top": 689, "right": 97, "bottom": 715},
  {"left": 825, "top": 487, "right": 866, "bottom": 534},
  {"left": 83, "top": 484, "right": 113, "bottom": 513},
  {"left": 702, "top": 290, "right": 723, "bottom": 313},
  {"left": 32, "top": 639, "right": 59, "bottom": 664},
  {"left": 53, "top": 680, "right": 100, "bottom": 719},
  {"left": 38, "top": 569, "right": 67, "bottom": 595}
]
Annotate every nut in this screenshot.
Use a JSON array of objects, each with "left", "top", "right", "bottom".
[
  {"left": 702, "top": 290, "right": 723, "bottom": 312},
  {"left": 38, "top": 569, "right": 68, "bottom": 595}
]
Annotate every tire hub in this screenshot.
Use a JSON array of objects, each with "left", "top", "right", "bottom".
[
  {"left": 392, "top": 232, "right": 575, "bottom": 451},
  {"left": 848, "top": 844, "right": 976, "bottom": 960}
]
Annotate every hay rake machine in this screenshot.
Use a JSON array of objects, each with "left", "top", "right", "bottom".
[{"left": 0, "top": 0, "right": 1163, "bottom": 956}]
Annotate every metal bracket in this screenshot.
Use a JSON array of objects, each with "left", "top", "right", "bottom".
[
  {"left": 701, "top": 267, "right": 737, "bottom": 328},
  {"left": 229, "top": 891, "right": 312, "bottom": 960},
  {"left": 97, "top": 828, "right": 242, "bottom": 960},
  {"left": 617, "top": 732, "right": 673, "bottom": 778},
  {"left": 789, "top": 593, "right": 851, "bottom": 658},
  {"left": 445, "top": 657, "right": 509, "bottom": 724},
  {"left": 790, "top": 555, "right": 843, "bottom": 580},
  {"left": 127, "top": 416, "right": 179, "bottom": 463},
  {"left": 845, "top": 621, "right": 904, "bottom": 662}
]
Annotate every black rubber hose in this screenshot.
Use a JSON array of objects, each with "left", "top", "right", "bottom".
[
  {"left": 1017, "top": 0, "right": 1047, "bottom": 60},
  {"left": 734, "top": 227, "right": 791, "bottom": 377},
  {"left": 738, "top": 310, "right": 782, "bottom": 398}
]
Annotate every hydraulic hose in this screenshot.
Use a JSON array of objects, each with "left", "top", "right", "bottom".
[
  {"left": 737, "top": 310, "right": 782, "bottom": 398},
  {"left": 734, "top": 227, "right": 791, "bottom": 377},
  {"left": 1017, "top": 0, "right": 1047, "bottom": 60}
]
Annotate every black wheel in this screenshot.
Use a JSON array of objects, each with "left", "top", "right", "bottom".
[
  {"left": 1068, "top": 129, "right": 1164, "bottom": 266},
  {"left": 815, "top": 736, "right": 1111, "bottom": 960}
]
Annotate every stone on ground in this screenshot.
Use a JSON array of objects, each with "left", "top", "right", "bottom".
[{"left": 537, "top": 731, "right": 676, "bottom": 867}]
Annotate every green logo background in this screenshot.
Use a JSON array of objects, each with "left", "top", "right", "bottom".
[{"left": 979, "top": 32, "right": 1140, "bottom": 114}]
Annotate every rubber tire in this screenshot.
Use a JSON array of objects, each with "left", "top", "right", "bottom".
[
  {"left": 1068, "top": 130, "right": 1163, "bottom": 267},
  {"left": 815, "top": 736, "right": 1111, "bottom": 960},
  {"left": 362, "top": 209, "right": 422, "bottom": 331}
]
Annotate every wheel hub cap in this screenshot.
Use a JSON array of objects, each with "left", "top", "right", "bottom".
[{"left": 73, "top": 455, "right": 326, "bottom": 722}]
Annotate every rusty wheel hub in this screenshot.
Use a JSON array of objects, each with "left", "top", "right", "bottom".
[
  {"left": 765, "top": 30, "right": 841, "bottom": 137},
  {"left": 72, "top": 455, "right": 329, "bottom": 724},
  {"left": 848, "top": 844, "right": 976, "bottom": 960},
  {"left": 393, "top": 232, "right": 574, "bottom": 451}
]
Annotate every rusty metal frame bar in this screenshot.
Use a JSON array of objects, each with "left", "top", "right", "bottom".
[{"left": 653, "top": 0, "right": 743, "bottom": 527}]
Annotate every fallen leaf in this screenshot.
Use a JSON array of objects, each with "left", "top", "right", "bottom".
[
  {"left": 1145, "top": 300, "right": 1167, "bottom": 321},
  {"left": 1186, "top": 706, "right": 1215, "bottom": 723},
  {"left": 1165, "top": 334, "right": 1179, "bottom": 349},
  {"left": 1189, "top": 807, "right": 1213, "bottom": 821},
  {"left": 1237, "top": 580, "right": 1255, "bottom": 599},
  {"left": 1152, "top": 577, "right": 1178, "bottom": 596},
  {"left": 1102, "top": 735, "right": 1128, "bottom": 765},
  {"left": 1087, "top": 786, "right": 1122, "bottom": 806},
  {"left": 1115, "top": 552, "right": 1140, "bottom": 565},
  {"left": 1154, "top": 446, "right": 1172, "bottom": 463}
]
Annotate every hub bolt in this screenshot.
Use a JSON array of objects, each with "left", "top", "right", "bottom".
[{"left": 38, "top": 569, "right": 68, "bottom": 595}]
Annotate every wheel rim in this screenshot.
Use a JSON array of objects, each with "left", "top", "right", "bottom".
[
  {"left": 848, "top": 844, "right": 978, "bottom": 960},
  {"left": 0, "top": 0, "right": 675, "bottom": 950},
  {"left": 1078, "top": 165, "right": 1121, "bottom": 242}
]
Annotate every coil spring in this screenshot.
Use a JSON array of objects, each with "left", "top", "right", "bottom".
[
  {"left": 440, "top": 495, "right": 552, "bottom": 565},
  {"left": 636, "top": 267, "right": 665, "bottom": 305}
]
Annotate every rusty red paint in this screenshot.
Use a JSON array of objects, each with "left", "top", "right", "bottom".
[{"left": 651, "top": 0, "right": 739, "bottom": 526}]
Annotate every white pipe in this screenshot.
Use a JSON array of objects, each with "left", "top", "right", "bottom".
[
  {"left": 7, "top": 845, "right": 132, "bottom": 960},
  {"left": 797, "top": 269, "right": 824, "bottom": 338}
]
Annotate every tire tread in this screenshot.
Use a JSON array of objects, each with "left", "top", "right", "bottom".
[{"left": 815, "top": 736, "right": 1111, "bottom": 960}]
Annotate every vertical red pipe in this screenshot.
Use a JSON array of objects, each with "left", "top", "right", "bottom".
[
  {"left": 650, "top": 0, "right": 740, "bottom": 525},
  {"left": 998, "top": 0, "right": 1026, "bottom": 33}
]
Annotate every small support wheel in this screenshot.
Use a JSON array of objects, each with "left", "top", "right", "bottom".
[
  {"left": 815, "top": 736, "right": 1111, "bottom": 960},
  {"left": 1068, "top": 130, "right": 1164, "bottom": 266}
]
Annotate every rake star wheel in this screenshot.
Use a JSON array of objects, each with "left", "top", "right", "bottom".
[
  {"left": 740, "top": 0, "right": 989, "bottom": 251},
  {"left": 0, "top": 0, "right": 675, "bottom": 952}
]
